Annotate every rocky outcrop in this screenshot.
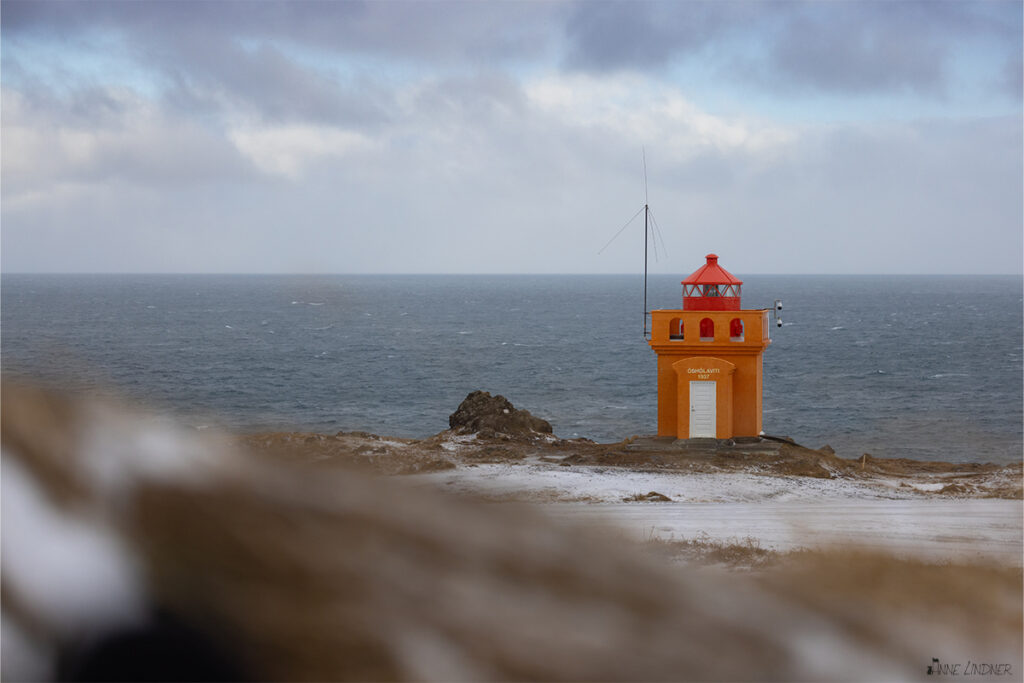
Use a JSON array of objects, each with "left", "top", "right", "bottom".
[{"left": 448, "top": 390, "right": 553, "bottom": 436}]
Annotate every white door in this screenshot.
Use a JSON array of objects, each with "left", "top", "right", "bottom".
[{"left": 689, "top": 381, "right": 717, "bottom": 438}]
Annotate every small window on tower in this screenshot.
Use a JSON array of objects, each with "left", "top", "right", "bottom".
[
  {"left": 669, "top": 318, "right": 684, "bottom": 340},
  {"left": 730, "top": 318, "right": 744, "bottom": 341},
  {"left": 700, "top": 318, "right": 715, "bottom": 341},
  {"left": 703, "top": 285, "right": 720, "bottom": 297}
]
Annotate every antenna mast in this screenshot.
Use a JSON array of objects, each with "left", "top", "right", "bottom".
[
  {"left": 643, "top": 148, "right": 649, "bottom": 339},
  {"left": 596, "top": 147, "right": 665, "bottom": 340}
]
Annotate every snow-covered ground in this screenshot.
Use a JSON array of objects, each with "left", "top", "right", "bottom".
[
  {"left": 416, "top": 460, "right": 988, "bottom": 502},
  {"left": 412, "top": 461, "right": 1024, "bottom": 566},
  {"left": 549, "top": 500, "right": 1023, "bottom": 565}
]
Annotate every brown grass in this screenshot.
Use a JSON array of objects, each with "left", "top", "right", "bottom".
[{"left": 643, "top": 532, "right": 802, "bottom": 570}]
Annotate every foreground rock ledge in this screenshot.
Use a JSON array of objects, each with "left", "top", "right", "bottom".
[
  {"left": 239, "top": 429, "right": 1023, "bottom": 499},
  {"left": 237, "top": 389, "right": 1022, "bottom": 498}
]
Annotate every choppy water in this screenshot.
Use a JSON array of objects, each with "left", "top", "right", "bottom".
[{"left": 2, "top": 274, "right": 1021, "bottom": 463}]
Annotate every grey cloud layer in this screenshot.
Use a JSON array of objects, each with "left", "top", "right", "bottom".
[
  {"left": 2, "top": 0, "right": 1021, "bottom": 274},
  {"left": 5, "top": 0, "right": 1020, "bottom": 101},
  {"left": 3, "top": 1, "right": 563, "bottom": 65},
  {"left": 564, "top": 1, "right": 1021, "bottom": 97}
]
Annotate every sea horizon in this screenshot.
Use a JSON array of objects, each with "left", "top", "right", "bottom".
[
  {"left": 3, "top": 273, "right": 1021, "bottom": 464},
  {"left": 3, "top": 271, "right": 1023, "bottom": 277}
]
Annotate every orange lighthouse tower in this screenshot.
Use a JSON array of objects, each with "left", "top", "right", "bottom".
[{"left": 648, "top": 254, "right": 772, "bottom": 439}]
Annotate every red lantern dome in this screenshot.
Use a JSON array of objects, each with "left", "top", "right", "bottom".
[{"left": 682, "top": 254, "right": 742, "bottom": 311}]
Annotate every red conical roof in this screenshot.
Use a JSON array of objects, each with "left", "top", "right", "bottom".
[{"left": 681, "top": 254, "right": 742, "bottom": 286}]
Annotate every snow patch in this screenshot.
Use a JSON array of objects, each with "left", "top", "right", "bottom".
[
  {"left": 408, "top": 462, "right": 1024, "bottom": 565},
  {"left": 412, "top": 463, "right": 923, "bottom": 504},
  {"left": 440, "top": 433, "right": 480, "bottom": 452}
]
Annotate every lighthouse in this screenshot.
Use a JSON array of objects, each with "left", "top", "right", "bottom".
[{"left": 648, "top": 254, "right": 772, "bottom": 440}]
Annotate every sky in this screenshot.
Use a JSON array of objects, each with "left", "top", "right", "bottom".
[{"left": 2, "top": 0, "right": 1021, "bottom": 275}]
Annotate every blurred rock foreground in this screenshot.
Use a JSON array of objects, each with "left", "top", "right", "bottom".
[{"left": 2, "top": 382, "right": 1021, "bottom": 681}]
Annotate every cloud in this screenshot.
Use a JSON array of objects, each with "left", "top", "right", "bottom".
[
  {"left": 1, "top": 1, "right": 1020, "bottom": 275},
  {"left": 999, "top": 44, "right": 1024, "bottom": 100},
  {"left": 1, "top": 87, "right": 252, "bottom": 206},
  {"left": 5, "top": 0, "right": 1020, "bottom": 115},
  {"left": 759, "top": 2, "right": 1024, "bottom": 97},
  {"left": 523, "top": 74, "right": 796, "bottom": 159},
  {"left": 681, "top": 115, "right": 1023, "bottom": 275},
  {"left": 561, "top": 1, "right": 1022, "bottom": 100},
  {"left": 3, "top": 1, "right": 562, "bottom": 131},
  {"left": 767, "top": 3, "right": 945, "bottom": 95},
  {"left": 158, "top": 41, "right": 395, "bottom": 127},
  {"left": 228, "top": 124, "right": 374, "bottom": 179},
  {"left": 562, "top": 1, "right": 741, "bottom": 70},
  {"left": 2, "top": 0, "right": 563, "bottom": 66}
]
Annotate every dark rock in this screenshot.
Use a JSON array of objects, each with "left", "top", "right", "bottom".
[
  {"left": 623, "top": 491, "right": 673, "bottom": 502},
  {"left": 336, "top": 431, "right": 380, "bottom": 440},
  {"left": 448, "top": 391, "right": 553, "bottom": 436}
]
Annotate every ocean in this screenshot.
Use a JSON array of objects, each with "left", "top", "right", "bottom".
[{"left": 2, "top": 274, "right": 1021, "bottom": 464}]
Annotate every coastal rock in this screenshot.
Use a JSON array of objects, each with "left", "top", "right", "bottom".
[
  {"left": 624, "top": 491, "right": 673, "bottom": 503},
  {"left": 448, "top": 390, "right": 553, "bottom": 436}
]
